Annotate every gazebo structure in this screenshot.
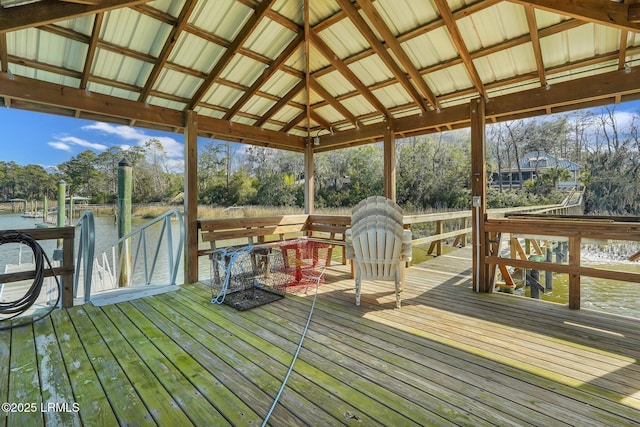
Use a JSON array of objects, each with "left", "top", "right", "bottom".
[{"left": 1, "top": 0, "right": 640, "bottom": 292}]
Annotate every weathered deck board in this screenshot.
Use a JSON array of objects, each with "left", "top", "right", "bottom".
[{"left": 2, "top": 247, "right": 640, "bottom": 426}]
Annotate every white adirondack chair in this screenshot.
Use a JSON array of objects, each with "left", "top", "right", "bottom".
[{"left": 345, "top": 196, "right": 412, "bottom": 308}]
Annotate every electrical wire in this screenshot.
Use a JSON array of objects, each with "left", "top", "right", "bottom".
[
  {"left": 261, "top": 268, "right": 325, "bottom": 427},
  {"left": 0, "top": 231, "right": 61, "bottom": 330}
]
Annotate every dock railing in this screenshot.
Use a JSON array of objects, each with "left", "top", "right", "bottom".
[
  {"left": 484, "top": 215, "right": 640, "bottom": 309},
  {"left": 195, "top": 198, "right": 581, "bottom": 282},
  {"left": 0, "top": 227, "right": 75, "bottom": 308}
]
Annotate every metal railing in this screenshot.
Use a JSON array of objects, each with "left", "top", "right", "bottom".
[
  {"left": 117, "top": 208, "right": 184, "bottom": 288},
  {"left": 74, "top": 209, "right": 184, "bottom": 302}
]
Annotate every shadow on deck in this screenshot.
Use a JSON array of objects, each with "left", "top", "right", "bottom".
[{"left": 2, "top": 248, "right": 640, "bottom": 426}]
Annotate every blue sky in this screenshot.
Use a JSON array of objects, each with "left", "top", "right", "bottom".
[
  {"left": 1, "top": 107, "right": 192, "bottom": 170},
  {"left": 2, "top": 99, "right": 639, "bottom": 170}
]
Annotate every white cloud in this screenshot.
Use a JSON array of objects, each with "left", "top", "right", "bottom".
[
  {"left": 48, "top": 141, "right": 72, "bottom": 151},
  {"left": 58, "top": 136, "right": 108, "bottom": 151},
  {"left": 83, "top": 122, "right": 184, "bottom": 161}
]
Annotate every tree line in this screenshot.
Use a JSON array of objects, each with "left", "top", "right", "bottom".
[{"left": 1, "top": 106, "right": 639, "bottom": 214}]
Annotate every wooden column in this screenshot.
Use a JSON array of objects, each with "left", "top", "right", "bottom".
[
  {"left": 304, "top": 143, "right": 314, "bottom": 214},
  {"left": 568, "top": 236, "right": 581, "bottom": 309},
  {"left": 184, "top": 110, "right": 199, "bottom": 284},
  {"left": 117, "top": 158, "right": 132, "bottom": 287},
  {"left": 303, "top": 0, "right": 314, "bottom": 214},
  {"left": 383, "top": 119, "right": 396, "bottom": 202},
  {"left": 470, "top": 98, "right": 489, "bottom": 292}
]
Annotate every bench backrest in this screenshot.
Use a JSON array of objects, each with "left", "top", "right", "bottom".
[{"left": 198, "top": 214, "right": 351, "bottom": 256}]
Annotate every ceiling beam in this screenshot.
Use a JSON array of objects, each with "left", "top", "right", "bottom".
[
  {"left": 310, "top": 77, "right": 358, "bottom": 128},
  {"left": 0, "top": 0, "right": 150, "bottom": 33},
  {"left": 433, "top": 0, "right": 486, "bottom": 98},
  {"left": 336, "top": 0, "right": 429, "bottom": 113},
  {"left": 525, "top": 6, "right": 547, "bottom": 87},
  {"left": 355, "top": 0, "right": 441, "bottom": 111},
  {"left": 80, "top": 12, "right": 103, "bottom": 89},
  {"left": 223, "top": 32, "right": 304, "bottom": 120},
  {"left": 0, "top": 33, "right": 7, "bottom": 73},
  {"left": 318, "top": 66, "right": 640, "bottom": 149},
  {"left": 197, "top": 115, "right": 304, "bottom": 152},
  {"left": 310, "top": 30, "right": 391, "bottom": 118},
  {"left": 138, "top": 0, "right": 198, "bottom": 103},
  {"left": 0, "top": 72, "right": 303, "bottom": 149},
  {"left": 509, "top": 0, "right": 640, "bottom": 32},
  {"left": 186, "top": 0, "right": 276, "bottom": 110},
  {"left": 254, "top": 78, "right": 305, "bottom": 128}
]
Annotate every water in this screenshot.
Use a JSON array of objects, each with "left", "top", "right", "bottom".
[{"left": 0, "top": 212, "right": 189, "bottom": 287}]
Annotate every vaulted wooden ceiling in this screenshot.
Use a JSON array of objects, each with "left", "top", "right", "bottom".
[{"left": 1, "top": 0, "right": 639, "bottom": 153}]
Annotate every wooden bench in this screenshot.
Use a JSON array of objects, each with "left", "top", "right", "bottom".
[{"left": 198, "top": 214, "right": 351, "bottom": 266}]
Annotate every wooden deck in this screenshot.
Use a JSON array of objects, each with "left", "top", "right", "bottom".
[{"left": 2, "top": 248, "right": 640, "bottom": 426}]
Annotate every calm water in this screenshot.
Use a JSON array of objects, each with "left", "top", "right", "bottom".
[
  {"left": 2, "top": 212, "right": 639, "bottom": 318},
  {"left": 0, "top": 212, "right": 190, "bottom": 285}
]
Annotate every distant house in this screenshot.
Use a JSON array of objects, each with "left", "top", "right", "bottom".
[{"left": 491, "top": 151, "right": 583, "bottom": 189}]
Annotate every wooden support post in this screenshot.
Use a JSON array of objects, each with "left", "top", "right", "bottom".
[
  {"left": 303, "top": 0, "right": 314, "bottom": 215},
  {"left": 383, "top": 119, "right": 396, "bottom": 202},
  {"left": 304, "top": 142, "right": 314, "bottom": 214},
  {"left": 62, "top": 233, "right": 74, "bottom": 308},
  {"left": 57, "top": 180, "right": 66, "bottom": 247},
  {"left": 43, "top": 196, "right": 48, "bottom": 224},
  {"left": 545, "top": 245, "right": 553, "bottom": 290},
  {"left": 470, "top": 98, "right": 488, "bottom": 292},
  {"left": 436, "top": 220, "right": 443, "bottom": 256},
  {"left": 184, "top": 110, "right": 199, "bottom": 285},
  {"left": 117, "top": 158, "right": 132, "bottom": 287},
  {"left": 568, "top": 236, "right": 581, "bottom": 309}
]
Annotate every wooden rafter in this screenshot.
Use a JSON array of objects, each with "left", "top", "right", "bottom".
[
  {"left": 310, "top": 30, "right": 391, "bottom": 118},
  {"left": 310, "top": 110, "right": 332, "bottom": 131},
  {"left": 619, "top": 29, "right": 629, "bottom": 69},
  {"left": 80, "top": 12, "right": 103, "bottom": 89},
  {"left": 354, "top": 0, "right": 441, "bottom": 112},
  {"left": 317, "top": 66, "right": 640, "bottom": 150},
  {"left": 138, "top": 0, "right": 198, "bottom": 103},
  {"left": 186, "top": 0, "right": 276, "bottom": 110},
  {"left": 336, "top": 0, "right": 428, "bottom": 113},
  {"left": 0, "top": 33, "right": 7, "bottom": 73},
  {"left": 510, "top": 0, "right": 640, "bottom": 32},
  {"left": 223, "top": 32, "right": 304, "bottom": 120},
  {"left": 281, "top": 110, "right": 305, "bottom": 133},
  {"left": 433, "top": 0, "right": 486, "bottom": 98},
  {"left": 0, "top": 0, "right": 149, "bottom": 33},
  {"left": 309, "top": 77, "right": 358, "bottom": 128},
  {"left": 525, "top": 5, "right": 547, "bottom": 87},
  {"left": 254, "top": 79, "right": 305, "bottom": 128}
]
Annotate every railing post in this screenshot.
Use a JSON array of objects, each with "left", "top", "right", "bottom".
[{"left": 568, "top": 236, "right": 581, "bottom": 309}]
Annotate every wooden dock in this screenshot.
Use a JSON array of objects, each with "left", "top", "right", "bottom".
[{"left": 2, "top": 248, "right": 640, "bottom": 426}]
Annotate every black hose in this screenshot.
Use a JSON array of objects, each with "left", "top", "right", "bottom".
[{"left": 0, "top": 231, "right": 61, "bottom": 330}]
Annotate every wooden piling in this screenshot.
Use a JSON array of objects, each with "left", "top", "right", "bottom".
[{"left": 118, "top": 158, "right": 132, "bottom": 287}]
